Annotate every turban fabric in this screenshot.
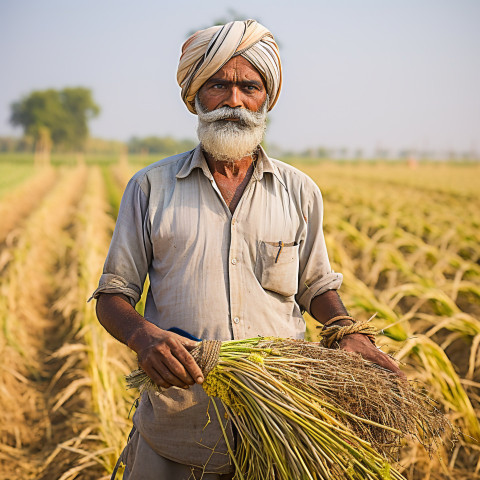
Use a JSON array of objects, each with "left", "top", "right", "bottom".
[{"left": 177, "top": 19, "right": 282, "bottom": 114}]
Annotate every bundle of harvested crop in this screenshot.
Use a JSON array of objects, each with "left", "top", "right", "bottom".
[{"left": 127, "top": 337, "right": 451, "bottom": 480}]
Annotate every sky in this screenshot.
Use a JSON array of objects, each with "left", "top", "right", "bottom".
[{"left": 1, "top": 0, "right": 479, "bottom": 155}]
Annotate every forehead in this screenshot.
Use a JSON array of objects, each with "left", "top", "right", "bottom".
[{"left": 209, "top": 55, "right": 264, "bottom": 83}]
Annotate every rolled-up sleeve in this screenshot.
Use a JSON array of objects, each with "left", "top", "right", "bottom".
[
  {"left": 89, "top": 176, "right": 152, "bottom": 306},
  {"left": 296, "top": 182, "right": 342, "bottom": 315}
]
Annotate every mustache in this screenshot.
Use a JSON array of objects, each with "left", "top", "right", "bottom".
[{"left": 195, "top": 98, "right": 268, "bottom": 128}]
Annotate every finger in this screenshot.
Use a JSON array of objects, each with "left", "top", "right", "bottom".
[
  {"left": 170, "top": 343, "right": 204, "bottom": 384},
  {"left": 170, "top": 333, "right": 199, "bottom": 350},
  {"left": 377, "top": 355, "right": 406, "bottom": 379},
  {"left": 366, "top": 348, "right": 407, "bottom": 379},
  {"left": 340, "top": 335, "right": 406, "bottom": 379},
  {"left": 151, "top": 357, "right": 193, "bottom": 388},
  {"left": 143, "top": 364, "right": 173, "bottom": 390},
  {"left": 165, "top": 352, "right": 197, "bottom": 386},
  {"left": 140, "top": 350, "right": 191, "bottom": 388},
  {"left": 142, "top": 337, "right": 197, "bottom": 386}
]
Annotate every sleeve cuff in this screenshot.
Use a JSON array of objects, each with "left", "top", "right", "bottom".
[
  {"left": 297, "top": 272, "right": 343, "bottom": 315},
  {"left": 87, "top": 273, "right": 141, "bottom": 307}
]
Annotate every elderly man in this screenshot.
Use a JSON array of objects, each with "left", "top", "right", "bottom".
[{"left": 92, "top": 19, "right": 401, "bottom": 480}]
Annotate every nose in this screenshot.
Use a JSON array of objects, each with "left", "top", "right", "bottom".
[{"left": 222, "top": 86, "right": 243, "bottom": 109}]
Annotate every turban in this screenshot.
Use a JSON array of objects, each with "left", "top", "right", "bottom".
[{"left": 177, "top": 19, "right": 282, "bottom": 114}]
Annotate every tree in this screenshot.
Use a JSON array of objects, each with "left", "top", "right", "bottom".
[
  {"left": 10, "top": 87, "right": 100, "bottom": 159},
  {"left": 60, "top": 87, "right": 100, "bottom": 150}
]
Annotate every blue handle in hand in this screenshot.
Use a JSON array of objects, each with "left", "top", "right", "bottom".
[{"left": 167, "top": 327, "right": 201, "bottom": 342}]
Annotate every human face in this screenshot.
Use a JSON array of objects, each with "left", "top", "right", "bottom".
[{"left": 197, "top": 56, "right": 267, "bottom": 114}]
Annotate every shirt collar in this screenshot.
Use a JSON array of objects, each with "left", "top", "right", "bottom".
[
  {"left": 176, "top": 143, "right": 286, "bottom": 189},
  {"left": 254, "top": 145, "right": 274, "bottom": 179},
  {"left": 176, "top": 144, "right": 213, "bottom": 180},
  {"left": 254, "top": 146, "right": 287, "bottom": 189}
]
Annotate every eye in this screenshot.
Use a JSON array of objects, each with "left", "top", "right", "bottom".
[{"left": 244, "top": 84, "right": 260, "bottom": 93}]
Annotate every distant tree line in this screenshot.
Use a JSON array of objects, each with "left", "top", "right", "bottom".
[
  {"left": 0, "top": 134, "right": 197, "bottom": 156},
  {"left": 0, "top": 136, "right": 36, "bottom": 152},
  {"left": 277, "top": 145, "right": 479, "bottom": 162},
  {"left": 0, "top": 135, "right": 123, "bottom": 154},
  {"left": 128, "top": 136, "right": 196, "bottom": 155},
  {"left": 2, "top": 134, "right": 477, "bottom": 162}
]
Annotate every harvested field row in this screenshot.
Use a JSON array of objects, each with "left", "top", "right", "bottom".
[
  {"left": 0, "top": 167, "right": 58, "bottom": 247},
  {"left": 0, "top": 165, "right": 88, "bottom": 477},
  {"left": 300, "top": 162, "right": 480, "bottom": 479},
  {"left": 0, "top": 165, "right": 135, "bottom": 480},
  {"left": 44, "top": 166, "right": 136, "bottom": 479},
  {"left": 302, "top": 161, "right": 480, "bottom": 198},
  {"left": 0, "top": 163, "right": 37, "bottom": 198},
  {"left": 0, "top": 159, "right": 478, "bottom": 479}
]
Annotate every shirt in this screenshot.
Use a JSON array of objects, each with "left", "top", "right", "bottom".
[{"left": 91, "top": 145, "right": 342, "bottom": 472}]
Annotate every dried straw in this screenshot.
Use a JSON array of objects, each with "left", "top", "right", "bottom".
[{"left": 127, "top": 337, "right": 452, "bottom": 480}]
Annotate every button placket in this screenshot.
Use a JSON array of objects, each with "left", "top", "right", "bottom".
[
  {"left": 227, "top": 177, "right": 255, "bottom": 338},
  {"left": 229, "top": 215, "right": 243, "bottom": 337}
]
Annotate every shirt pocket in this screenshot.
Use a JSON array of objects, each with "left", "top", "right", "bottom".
[{"left": 255, "top": 241, "right": 299, "bottom": 297}]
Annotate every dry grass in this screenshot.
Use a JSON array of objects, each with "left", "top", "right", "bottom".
[
  {"left": 0, "top": 165, "right": 88, "bottom": 476},
  {"left": 301, "top": 161, "right": 480, "bottom": 478},
  {"left": 0, "top": 166, "right": 57, "bottom": 260},
  {"left": 0, "top": 159, "right": 478, "bottom": 479},
  {"left": 129, "top": 337, "right": 452, "bottom": 479},
  {"left": 35, "top": 166, "right": 136, "bottom": 479}
]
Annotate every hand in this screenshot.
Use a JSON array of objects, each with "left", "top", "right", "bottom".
[
  {"left": 128, "top": 323, "right": 204, "bottom": 389},
  {"left": 339, "top": 332, "right": 406, "bottom": 380}
]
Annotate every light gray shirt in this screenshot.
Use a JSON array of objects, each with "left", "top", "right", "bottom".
[{"left": 91, "top": 145, "right": 342, "bottom": 471}]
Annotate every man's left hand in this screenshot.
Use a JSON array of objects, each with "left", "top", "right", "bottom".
[
  {"left": 311, "top": 291, "right": 406, "bottom": 379},
  {"left": 339, "top": 332, "right": 406, "bottom": 379}
]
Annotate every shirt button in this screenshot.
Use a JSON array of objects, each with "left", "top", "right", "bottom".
[
  {"left": 233, "top": 317, "right": 240, "bottom": 324},
  {"left": 231, "top": 258, "right": 237, "bottom": 265}
]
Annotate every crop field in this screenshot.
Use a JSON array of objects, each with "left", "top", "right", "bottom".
[{"left": 0, "top": 155, "right": 478, "bottom": 479}]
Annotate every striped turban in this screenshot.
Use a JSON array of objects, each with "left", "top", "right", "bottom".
[{"left": 177, "top": 19, "right": 282, "bottom": 114}]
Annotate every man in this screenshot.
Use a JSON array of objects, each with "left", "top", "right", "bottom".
[{"left": 92, "top": 19, "right": 402, "bottom": 480}]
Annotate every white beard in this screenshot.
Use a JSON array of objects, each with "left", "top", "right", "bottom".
[{"left": 195, "top": 96, "right": 268, "bottom": 163}]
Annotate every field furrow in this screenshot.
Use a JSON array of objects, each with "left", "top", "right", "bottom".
[
  {"left": 36, "top": 166, "right": 136, "bottom": 480},
  {"left": 0, "top": 166, "right": 58, "bottom": 247},
  {"left": 0, "top": 165, "right": 88, "bottom": 478},
  {"left": 0, "top": 163, "right": 37, "bottom": 199},
  {"left": 0, "top": 158, "right": 478, "bottom": 479},
  {"left": 300, "top": 162, "right": 480, "bottom": 478}
]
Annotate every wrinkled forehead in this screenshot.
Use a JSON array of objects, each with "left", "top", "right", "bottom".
[{"left": 206, "top": 56, "right": 266, "bottom": 86}]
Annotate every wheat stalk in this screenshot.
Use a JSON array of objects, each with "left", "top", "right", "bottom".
[{"left": 128, "top": 337, "right": 451, "bottom": 480}]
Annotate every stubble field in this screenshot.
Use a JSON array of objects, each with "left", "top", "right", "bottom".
[{"left": 0, "top": 154, "right": 478, "bottom": 479}]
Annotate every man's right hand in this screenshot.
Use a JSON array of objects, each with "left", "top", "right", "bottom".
[
  {"left": 96, "top": 293, "right": 204, "bottom": 390},
  {"left": 128, "top": 324, "right": 204, "bottom": 390}
]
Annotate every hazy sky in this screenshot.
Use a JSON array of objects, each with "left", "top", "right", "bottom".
[{"left": 1, "top": 0, "right": 479, "bottom": 153}]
